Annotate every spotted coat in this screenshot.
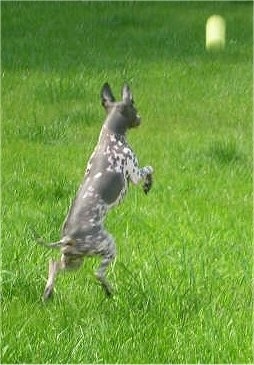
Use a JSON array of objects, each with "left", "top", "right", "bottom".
[{"left": 42, "top": 83, "right": 153, "bottom": 299}]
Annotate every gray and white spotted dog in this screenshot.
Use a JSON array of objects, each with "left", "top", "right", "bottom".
[{"left": 41, "top": 83, "right": 153, "bottom": 299}]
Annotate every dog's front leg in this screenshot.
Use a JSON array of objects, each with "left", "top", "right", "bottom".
[
  {"left": 128, "top": 157, "right": 153, "bottom": 193},
  {"left": 142, "top": 171, "right": 153, "bottom": 194},
  {"left": 135, "top": 166, "right": 153, "bottom": 194}
]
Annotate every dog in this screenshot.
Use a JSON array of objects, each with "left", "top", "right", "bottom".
[{"left": 41, "top": 83, "right": 153, "bottom": 299}]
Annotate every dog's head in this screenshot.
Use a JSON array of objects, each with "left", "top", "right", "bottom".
[{"left": 101, "top": 83, "right": 141, "bottom": 134}]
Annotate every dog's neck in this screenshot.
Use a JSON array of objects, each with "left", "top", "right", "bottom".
[
  {"left": 104, "top": 110, "right": 128, "bottom": 136},
  {"left": 101, "top": 125, "right": 127, "bottom": 145}
]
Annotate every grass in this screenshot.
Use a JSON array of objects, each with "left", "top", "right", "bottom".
[{"left": 1, "top": 1, "right": 253, "bottom": 364}]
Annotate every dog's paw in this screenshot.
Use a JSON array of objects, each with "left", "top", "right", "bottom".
[
  {"left": 143, "top": 173, "right": 153, "bottom": 194},
  {"left": 43, "top": 286, "right": 54, "bottom": 301},
  {"left": 145, "top": 166, "right": 153, "bottom": 175}
]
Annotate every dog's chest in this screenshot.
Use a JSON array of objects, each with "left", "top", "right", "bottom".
[{"left": 84, "top": 131, "right": 135, "bottom": 207}]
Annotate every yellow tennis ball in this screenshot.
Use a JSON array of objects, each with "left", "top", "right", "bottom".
[{"left": 206, "top": 15, "right": 226, "bottom": 51}]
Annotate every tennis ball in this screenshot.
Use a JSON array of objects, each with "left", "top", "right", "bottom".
[{"left": 206, "top": 15, "right": 226, "bottom": 51}]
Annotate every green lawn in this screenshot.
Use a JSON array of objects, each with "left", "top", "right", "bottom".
[{"left": 1, "top": 1, "right": 253, "bottom": 364}]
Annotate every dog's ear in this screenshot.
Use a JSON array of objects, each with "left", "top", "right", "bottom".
[
  {"left": 101, "top": 83, "right": 115, "bottom": 108},
  {"left": 122, "top": 84, "right": 133, "bottom": 104}
]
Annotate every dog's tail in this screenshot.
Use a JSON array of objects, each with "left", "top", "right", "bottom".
[
  {"left": 36, "top": 238, "right": 64, "bottom": 249},
  {"left": 30, "top": 228, "right": 68, "bottom": 250}
]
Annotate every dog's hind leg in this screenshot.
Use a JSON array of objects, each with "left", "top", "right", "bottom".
[
  {"left": 95, "top": 236, "right": 116, "bottom": 297},
  {"left": 43, "top": 258, "right": 62, "bottom": 300},
  {"left": 43, "top": 253, "right": 84, "bottom": 300}
]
